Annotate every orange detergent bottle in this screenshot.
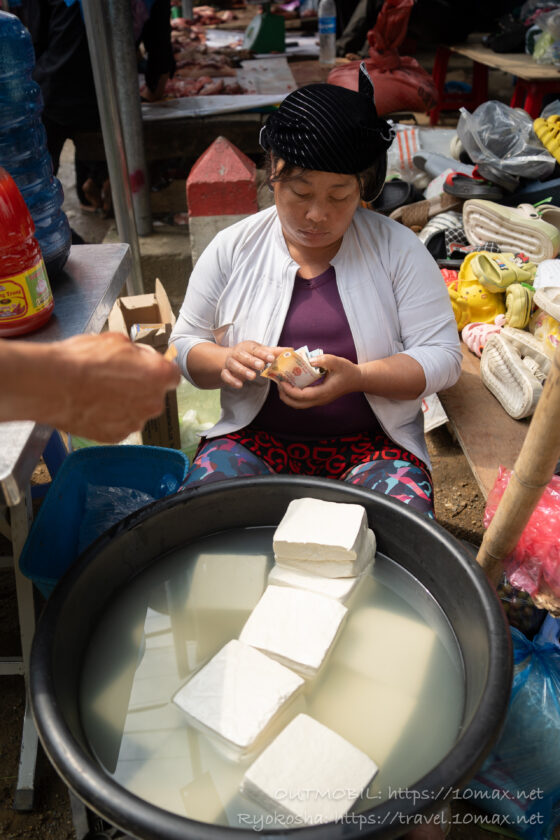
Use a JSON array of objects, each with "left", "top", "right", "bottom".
[{"left": 0, "top": 167, "right": 54, "bottom": 336}]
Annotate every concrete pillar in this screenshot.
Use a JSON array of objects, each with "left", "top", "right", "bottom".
[{"left": 187, "top": 136, "right": 258, "bottom": 265}]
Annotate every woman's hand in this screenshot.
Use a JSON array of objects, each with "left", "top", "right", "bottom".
[
  {"left": 277, "top": 354, "right": 361, "bottom": 408},
  {"left": 222, "top": 341, "right": 281, "bottom": 389},
  {"left": 277, "top": 351, "right": 427, "bottom": 407}
]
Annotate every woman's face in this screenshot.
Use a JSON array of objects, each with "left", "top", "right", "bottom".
[{"left": 273, "top": 163, "right": 361, "bottom": 255}]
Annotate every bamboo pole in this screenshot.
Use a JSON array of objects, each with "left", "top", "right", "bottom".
[{"left": 476, "top": 342, "right": 560, "bottom": 604}]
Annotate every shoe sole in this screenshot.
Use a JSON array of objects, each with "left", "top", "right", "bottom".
[
  {"left": 501, "top": 325, "right": 551, "bottom": 376},
  {"left": 463, "top": 199, "right": 560, "bottom": 263},
  {"left": 480, "top": 334, "right": 542, "bottom": 419},
  {"left": 534, "top": 117, "right": 560, "bottom": 164},
  {"left": 534, "top": 287, "right": 560, "bottom": 321}
]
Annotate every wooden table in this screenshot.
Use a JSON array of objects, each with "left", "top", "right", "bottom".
[
  {"left": 451, "top": 40, "right": 560, "bottom": 84},
  {"left": 0, "top": 243, "right": 131, "bottom": 811},
  {"left": 431, "top": 37, "right": 560, "bottom": 124},
  {"left": 439, "top": 343, "right": 529, "bottom": 500}
]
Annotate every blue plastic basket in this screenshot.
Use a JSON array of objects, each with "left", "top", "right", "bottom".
[{"left": 19, "top": 445, "right": 189, "bottom": 598}]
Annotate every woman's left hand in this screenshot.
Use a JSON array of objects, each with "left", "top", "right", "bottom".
[{"left": 277, "top": 354, "right": 361, "bottom": 409}]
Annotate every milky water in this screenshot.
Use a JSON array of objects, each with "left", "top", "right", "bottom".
[{"left": 80, "top": 526, "right": 465, "bottom": 827}]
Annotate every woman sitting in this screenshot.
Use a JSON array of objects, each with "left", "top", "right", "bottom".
[{"left": 170, "top": 64, "right": 461, "bottom": 518}]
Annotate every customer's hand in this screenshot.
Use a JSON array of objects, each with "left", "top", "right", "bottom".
[
  {"left": 1, "top": 332, "right": 181, "bottom": 443},
  {"left": 277, "top": 353, "right": 361, "bottom": 408},
  {"left": 222, "top": 341, "right": 280, "bottom": 389}
]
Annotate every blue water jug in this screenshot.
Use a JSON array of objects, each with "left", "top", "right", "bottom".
[{"left": 0, "top": 11, "right": 71, "bottom": 279}]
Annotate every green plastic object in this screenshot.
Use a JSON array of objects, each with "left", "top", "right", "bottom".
[{"left": 243, "top": 9, "right": 285, "bottom": 53}]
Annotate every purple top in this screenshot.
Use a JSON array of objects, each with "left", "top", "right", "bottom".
[{"left": 254, "top": 266, "right": 381, "bottom": 438}]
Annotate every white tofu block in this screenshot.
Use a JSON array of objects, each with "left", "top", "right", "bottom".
[
  {"left": 239, "top": 585, "right": 347, "bottom": 679},
  {"left": 273, "top": 498, "right": 375, "bottom": 578},
  {"left": 332, "top": 606, "right": 438, "bottom": 697},
  {"left": 241, "top": 713, "right": 378, "bottom": 825},
  {"left": 277, "top": 528, "right": 376, "bottom": 580},
  {"left": 184, "top": 552, "right": 270, "bottom": 663},
  {"left": 268, "top": 560, "right": 373, "bottom": 605},
  {"left": 173, "top": 640, "right": 304, "bottom": 760},
  {"left": 187, "top": 553, "right": 269, "bottom": 612}
]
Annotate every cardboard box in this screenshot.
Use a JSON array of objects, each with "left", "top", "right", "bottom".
[{"left": 108, "top": 278, "right": 181, "bottom": 449}]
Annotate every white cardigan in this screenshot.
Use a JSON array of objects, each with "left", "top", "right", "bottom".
[{"left": 170, "top": 205, "right": 461, "bottom": 467}]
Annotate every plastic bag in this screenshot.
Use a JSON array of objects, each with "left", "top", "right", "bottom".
[
  {"left": 542, "top": 98, "right": 560, "bottom": 118},
  {"left": 78, "top": 480, "right": 179, "bottom": 554},
  {"left": 385, "top": 125, "right": 458, "bottom": 184},
  {"left": 533, "top": 29, "right": 556, "bottom": 63},
  {"left": 497, "top": 576, "right": 548, "bottom": 639},
  {"left": 484, "top": 466, "right": 560, "bottom": 600},
  {"left": 327, "top": 0, "right": 437, "bottom": 117},
  {"left": 457, "top": 102, "right": 556, "bottom": 179},
  {"left": 464, "top": 621, "right": 560, "bottom": 839}
]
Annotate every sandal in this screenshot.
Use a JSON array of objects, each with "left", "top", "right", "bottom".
[
  {"left": 389, "top": 193, "right": 463, "bottom": 229},
  {"left": 462, "top": 199, "right": 560, "bottom": 263},
  {"left": 371, "top": 179, "right": 424, "bottom": 214},
  {"left": 504, "top": 282, "right": 534, "bottom": 329},
  {"left": 476, "top": 163, "right": 520, "bottom": 194},
  {"left": 461, "top": 321, "right": 503, "bottom": 357},
  {"left": 471, "top": 251, "right": 537, "bottom": 292},
  {"left": 480, "top": 332, "right": 545, "bottom": 419},
  {"left": 443, "top": 169, "right": 504, "bottom": 200},
  {"left": 501, "top": 325, "right": 551, "bottom": 377}
]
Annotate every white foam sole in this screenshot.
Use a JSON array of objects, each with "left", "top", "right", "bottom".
[
  {"left": 534, "top": 286, "right": 560, "bottom": 321},
  {"left": 463, "top": 200, "right": 560, "bottom": 263},
  {"left": 480, "top": 334, "right": 543, "bottom": 419},
  {"left": 501, "top": 326, "right": 551, "bottom": 377}
]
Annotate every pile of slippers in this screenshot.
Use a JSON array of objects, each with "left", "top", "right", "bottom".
[{"left": 374, "top": 131, "right": 560, "bottom": 421}]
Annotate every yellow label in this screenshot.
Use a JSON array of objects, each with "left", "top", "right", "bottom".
[{"left": 0, "top": 260, "right": 52, "bottom": 323}]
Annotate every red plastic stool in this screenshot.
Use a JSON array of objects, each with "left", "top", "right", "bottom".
[
  {"left": 430, "top": 46, "right": 489, "bottom": 125},
  {"left": 510, "top": 78, "right": 560, "bottom": 117}
]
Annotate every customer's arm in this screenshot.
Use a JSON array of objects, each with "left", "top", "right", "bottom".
[{"left": 0, "top": 333, "right": 180, "bottom": 443}]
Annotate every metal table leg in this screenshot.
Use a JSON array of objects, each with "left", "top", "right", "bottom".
[{"left": 9, "top": 486, "right": 38, "bottom": 811}]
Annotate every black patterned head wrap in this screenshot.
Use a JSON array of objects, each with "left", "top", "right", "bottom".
[{"left": 259, "top": 62, "right": 394, "bottom": 174}]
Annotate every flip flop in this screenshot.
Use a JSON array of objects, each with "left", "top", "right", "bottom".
[
  {"left": 476, "top": 163, "right": 520, "bottom": 194},
  {"left": 443, "top": 171, "right": 504, "bottom": 200},
  {"left": 372, "top": 179, "right": 424, "bottom": 214}
]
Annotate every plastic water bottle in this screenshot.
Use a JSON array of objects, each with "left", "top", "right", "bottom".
[
  {"left": 0, "top": 11, "right": 71, "bottom": 280},
  {"left": 318, "top": 0, "right": 336, "bottom": 66}
]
